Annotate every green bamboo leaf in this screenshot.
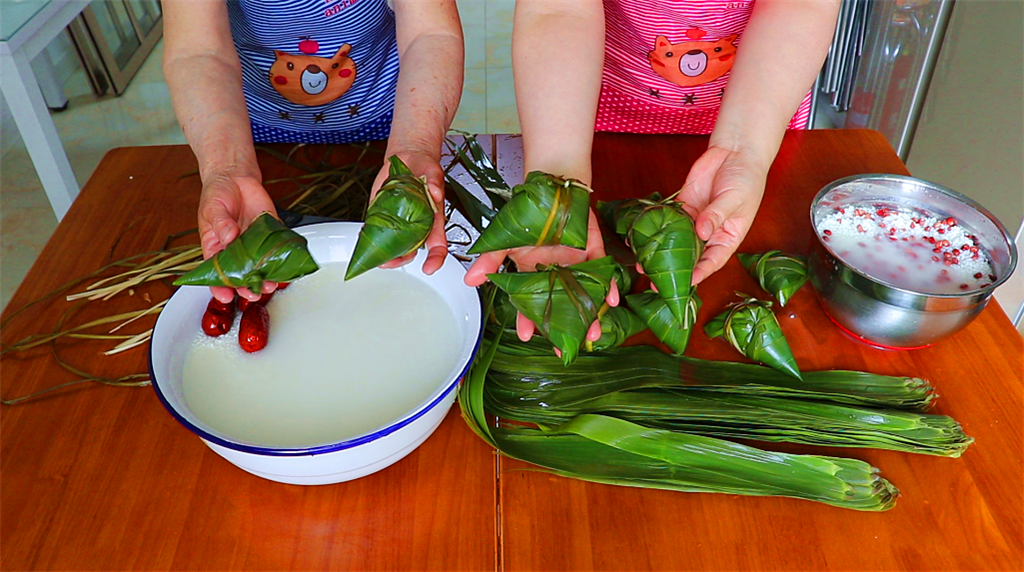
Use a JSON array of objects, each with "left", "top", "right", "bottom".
[
  {"left": 485, "top": 384, "right": 972, "bottom": 457},
  {"left": 506, "top": 414, "right": 899, "bottom": 511},
  {"left": 596, "top": 192, "right": 662, "bottom": 238},
  {"left": 706, "top": 294, "right": 802, "bottom": 380},
  {"left": 445, "top": 173, "right": 497, "bottom": 233},
  {"left": 447, "top": 133, "right": 512, "bottom": 204},
  {"left": 459, "top": 290, "right": 505, "bottom": 448},
  {"left": 457, "top": 327, "right": 901, "bottom": 511},
  {"left": 174, "top": 212, "right": 319, "bottom": 294},
  {"left": 486, "top": 343, "right": 935, "bottom": 411},
  {"left": 468, "top": 172, "right": 592, "bottom": 254},
  {"left": 629, "top": 200, "right": 703, "bottom": 323},
  {"left": 626, "top": 288, "right": 700, "bottom": 355},
  {"left": 487, "top": 257, "right": 615, "bottom": 365},
  {"left": 737, "top": 250, "right": 809, "bottom": 307},
  {"left": 345, "top": 156, "right": 436, "bottom": 280},
  {"left": 586, "top": 305, "right": 647, "bottom": 353}
]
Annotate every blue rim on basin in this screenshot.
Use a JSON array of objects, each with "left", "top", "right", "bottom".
[{"left": 148, "top": 220, "right": 483, "bottom": 458}]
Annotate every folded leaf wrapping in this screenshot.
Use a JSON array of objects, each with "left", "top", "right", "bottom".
[
  {"left": 629, "top": 200, "right": 703, "bottom": 324},
  {"left": 174, "top": 212, "right": 319, "bottom": 294},
  {"left": 487, "top": 257, "right": 616, "bottom": 365},
  {"left": 487, "top": 286, "right": 520, "bottom": 328},
  {"left": 627, "top": 288, "right": 700, "bottom": 355},
  {"left": 345, "top": 156, "right": 436, "bottom": 280},
  {"left": 705, "top": 294, "right": 802, "bottom": 380},
  {"left": 468, "top": 172, "right": 592, "bottom": 254},
  {"left": 597, "top": 192, "right": 662, "bottom": 238},
  {"left": 737, "top": 250, "right": 809, "bottom": 307},
  {"left": 611, "top": 260, "right": 637, "bottom": 296},
  {"left": 586, "top": 305, "right": 647, "bottom": 353}
]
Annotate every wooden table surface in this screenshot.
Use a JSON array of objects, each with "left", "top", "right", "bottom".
[{"left": 2, "top": 130, "right": 1021, "bottom": 571}]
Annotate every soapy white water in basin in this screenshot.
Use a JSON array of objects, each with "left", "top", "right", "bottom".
[{"left": 182, "top": 262, "right": 462, "bottom": 448}]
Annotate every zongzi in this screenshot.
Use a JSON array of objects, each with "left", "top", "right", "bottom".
[
  {"left": 626, "top": 288, "right": 700, "bottom": 355},
  {"left": 628, "top": 197, "right": 703, "bottom": 324},
  {"left": 345, "top": 156, "right": 437, "bottom": 280},
  {"left": 468, "top": 172, "right": 592, "bottom": 254},
  {"left": 175, "top": 212, "right": 319, "bottom": 294},
  {"left": 705, "top": 294, "right": 802, "bottom": 379},
  {"left": 487, "top": 256, "right": 616, "bottom": 365},
  {"left": 737, "top": 250, "right": 809, "bottom": 307}
]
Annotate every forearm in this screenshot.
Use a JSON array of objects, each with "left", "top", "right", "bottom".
[
  {"left": 387, "top": 33, "right": 464, "bottom": 160},
  {"left": 513, "top": 0, "right": 604, "bottom": 183},
  {"left": 712, "top": 0, "right": 840, "bottom": 168},
  {"left": 388, "top": 0, "right": 463, "bottom": 161},
  {"left": 162, "top": 2, "right": 260, "bottom": 182}
]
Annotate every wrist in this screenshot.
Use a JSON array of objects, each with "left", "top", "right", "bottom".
[
  {"left": 707, "top": 128, "right": 775, "bottom": 175},
  {"left": 195, "top": 140, "right": 262, "bottom": 186},
  {"left": 384, "top": 139, "right": 444, "bottom": 164},
  {"left": 199, "top": 161, "right": 262, "bottom": 189}
]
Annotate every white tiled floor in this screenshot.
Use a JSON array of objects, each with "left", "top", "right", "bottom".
[{"left": 1, "top": 40, "right": 186, "bottom": 310}]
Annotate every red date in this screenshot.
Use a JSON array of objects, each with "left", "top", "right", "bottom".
[
  {"left": 201, "top": 297, "right": 236, "bottom": 337},
  {"left": 238, "top": 304, "right": 270, "bottom": 353},
  {"left": 238, "top": 291, "right": 275, "bottom": 312}
]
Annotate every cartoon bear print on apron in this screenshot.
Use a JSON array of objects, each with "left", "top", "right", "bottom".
[
  {"left": 597, "top": 0, "right": 812, "bottom": 135},
  {"left": 269, "top": 41, "right": 357, "bottom": 106},
  {"left": 228, "top": 0, "right": 399, "bottom": 144}
]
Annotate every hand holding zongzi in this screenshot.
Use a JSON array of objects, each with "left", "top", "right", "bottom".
[
  {"left": 466, "top": 209, "right": 621, "bottom": 349},
  {"left": 197, "top": 174, "right": 280, "bottom": 304},
  {"left": 175, "top": 212, "right": 320, "bottom": 295},
  {"left": 348, "top": 153, "right": 447, "bottom": 278}
]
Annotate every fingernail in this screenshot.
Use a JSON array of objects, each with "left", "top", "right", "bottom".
[{"left": 700, "top": 222, "right": 713, "bottom": 238}]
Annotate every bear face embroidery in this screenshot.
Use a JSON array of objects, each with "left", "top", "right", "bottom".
[
  {"left": 269, "top": 44, "right": 356, "bottom": 106},
  {"left": 648, "top": 32, "right": 738, "bottom": 88}
]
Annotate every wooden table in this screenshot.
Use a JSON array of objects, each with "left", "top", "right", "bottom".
[{"left": 2, "top": 131, "right": 1021, "bottom": 571}]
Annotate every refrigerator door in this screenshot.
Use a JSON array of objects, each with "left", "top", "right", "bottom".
[{"left": 844, "top": 0, "right": 954, "bottom": 160}]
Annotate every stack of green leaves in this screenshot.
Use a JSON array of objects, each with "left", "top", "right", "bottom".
[
  {"left": 345, "top": 156, "right": 436, "bottom": 280},
  {"left": 737, "top": 250, "right": 809, "bottom": 307},
  {"left": 486, "top": 343, "right": 936, "bottom": 411},
  {"left": 469, "top": 172, "right": 592, "bottom": 254},
  {"left": 487, "top": 257, "right": 616, "bottom": 365},
  {"left": 174, "top": 212, "right": 320, "bottom": 294},
  {"left": 484, "top": 382, "right": 972, "bottom": 457},
  {"left": 706, "top": 294, "right": 802, "bottom": 379},
  {"left": 459, "top": 330, "right": 901, "bottom": 511}
]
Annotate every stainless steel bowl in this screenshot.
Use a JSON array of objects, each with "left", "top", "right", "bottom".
[{"left": 808, "top": 174, "right": 1017, "bottom": 349}]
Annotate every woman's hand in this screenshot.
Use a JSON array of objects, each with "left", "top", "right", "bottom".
[
  {"left": 198, "top": 172, "right": 279, "bottom": 304},
  {"left": 465, "top": 209, "right": 619, "bottom": 344},
  {"left": 370, "top": 152, "right": 448, "bottom": 276},
  {"left": 675, "top": 145, "right": 768, "bottom": 286}
]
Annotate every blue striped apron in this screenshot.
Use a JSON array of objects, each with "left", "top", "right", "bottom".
[{"left": 227, "top": 0, "right": 399, "bottom": 143}]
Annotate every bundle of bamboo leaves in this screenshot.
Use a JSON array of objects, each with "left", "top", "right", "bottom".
[
  {"left": 460, "top": 311, "right": 971, "bottom": 510},
  {"left": 460, "top": 318, "right": 911, "bottom": 511}
]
